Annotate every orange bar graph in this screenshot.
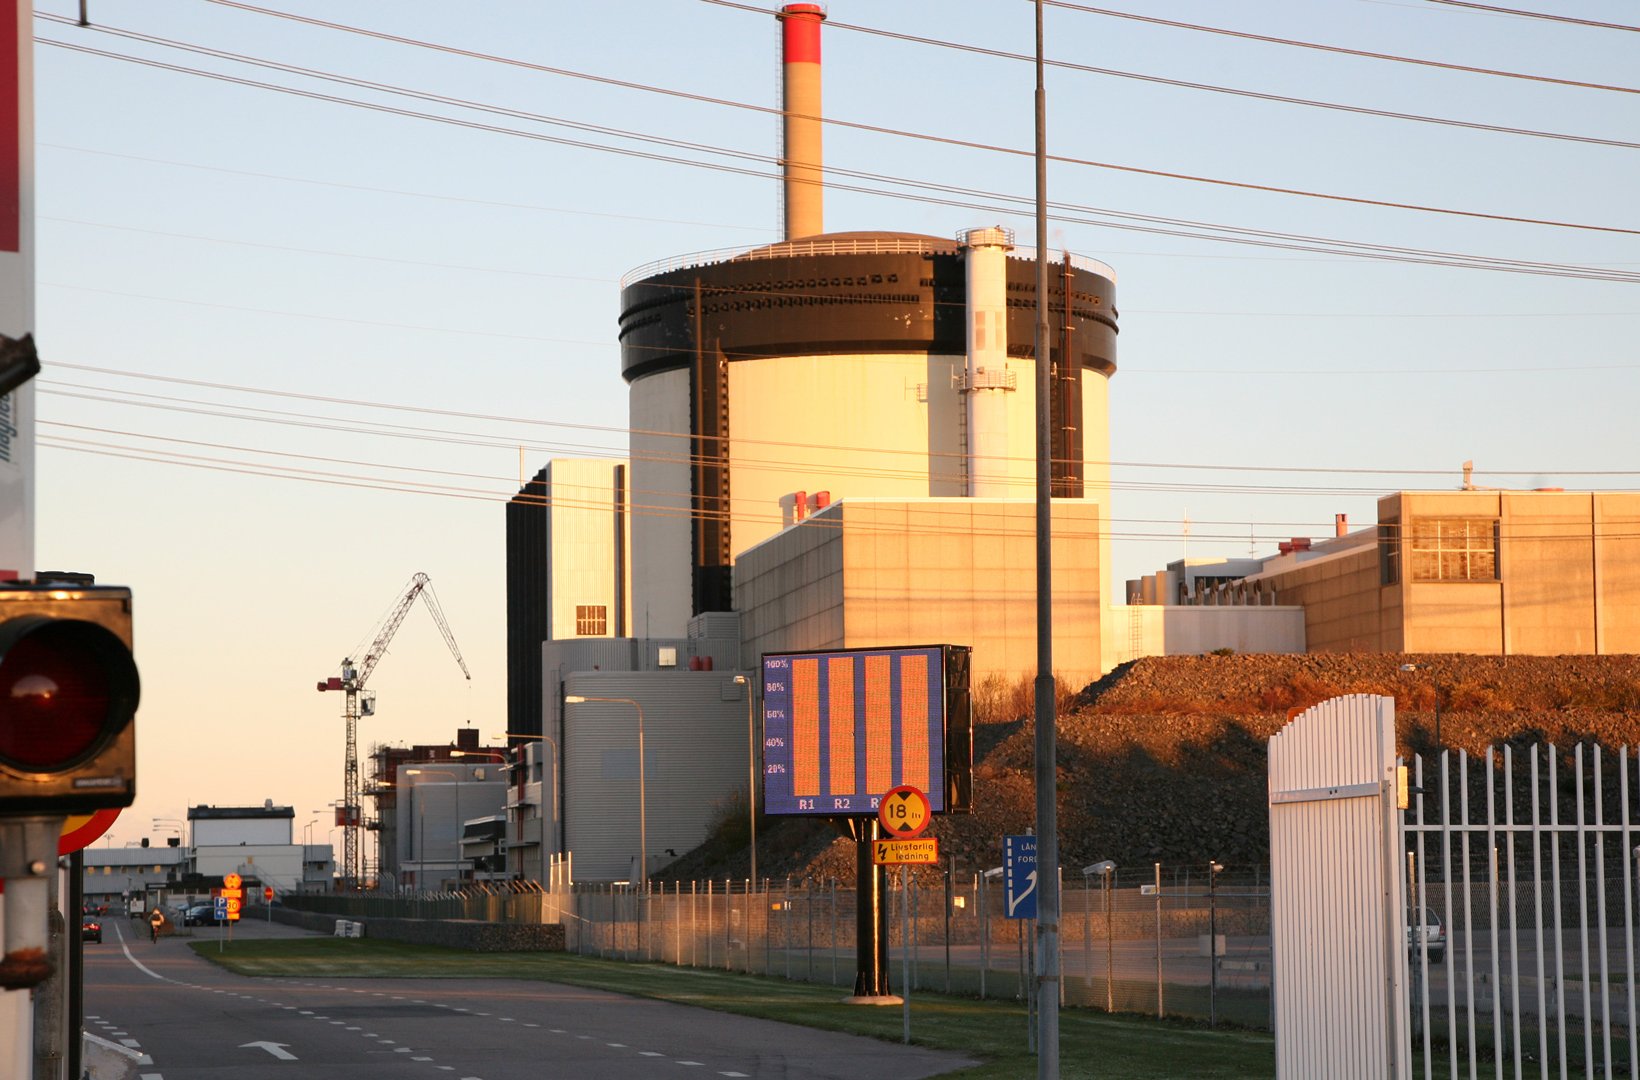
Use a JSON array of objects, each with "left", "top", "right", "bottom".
[
  {"left": 828, "top": 657, "right": 855, "bottom": 795},
  {"left": 793, "top": 658, "right": 820, "bottom": 796},
  {"left": 865, "top": 654, "right": 893, "bottom": 795},
  {"left": 899, "top": 653, "right": 929, "bottom": 792}
]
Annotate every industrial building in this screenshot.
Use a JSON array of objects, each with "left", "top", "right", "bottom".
[{"left": 1126, "top": 490, "right": 1640, "bottom": 658}]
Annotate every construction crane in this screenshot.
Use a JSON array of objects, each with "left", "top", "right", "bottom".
[{"left": 317, "top": 572, "right": 470, "bottom": 888}]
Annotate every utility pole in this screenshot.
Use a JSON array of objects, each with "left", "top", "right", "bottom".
[{"left": 1032, "top": 0, "right": 1060, "bottom": 1073}]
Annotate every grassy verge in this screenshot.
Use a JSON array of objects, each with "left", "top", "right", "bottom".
[{"left": 190, "top": 939, "right": 1274, "bottom": 1079}]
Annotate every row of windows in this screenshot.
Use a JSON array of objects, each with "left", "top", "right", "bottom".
[
  {"left": 575, "top": 605, "right": 607, "bottom": 636},
  {"left": 1381, "top": 518, "right": 1500, "bottom": 584}
]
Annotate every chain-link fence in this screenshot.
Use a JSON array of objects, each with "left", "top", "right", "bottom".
[{"left": 287, "top": 867, "right": 1275, "bottom": 1027}]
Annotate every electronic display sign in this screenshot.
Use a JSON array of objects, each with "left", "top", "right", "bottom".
[{"left": 761, "top": 644, "right": 971, "bottom": 817}]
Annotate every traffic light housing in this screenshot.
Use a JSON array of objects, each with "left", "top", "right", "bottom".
[{"left": 0, "top": 582, "right": 139, "bottom": 813}]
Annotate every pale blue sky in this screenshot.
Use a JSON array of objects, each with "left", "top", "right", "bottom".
[{"left": 26, "top": 0, "right": 1638, "bottom": 852}]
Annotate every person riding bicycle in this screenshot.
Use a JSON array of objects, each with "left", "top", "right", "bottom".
[{"left": 148, "top": 907, "right": 163, "bottom": 943}]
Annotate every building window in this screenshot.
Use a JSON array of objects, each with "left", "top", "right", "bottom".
[
  {"left": 1379, "top": 521, "right": 1400, "bottom": 585},
  {"left": 575, "top": 605, "right": 608, "bottom": 636},
  {"left": 1409, "top": 518, "right": 1498, "bottom": 582}
]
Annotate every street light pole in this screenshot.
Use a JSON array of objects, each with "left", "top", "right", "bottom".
[{"left": 1208, "top": 860, "right": 1224, "bottom": 1026}]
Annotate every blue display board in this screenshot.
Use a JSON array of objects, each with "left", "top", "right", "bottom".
[{"left": 762, "top": 645, "right": 957, "bottom": 817}]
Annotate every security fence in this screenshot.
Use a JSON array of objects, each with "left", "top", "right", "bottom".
[{"left": 287, "top": 866, "right": 1275, "bottom": 1025}]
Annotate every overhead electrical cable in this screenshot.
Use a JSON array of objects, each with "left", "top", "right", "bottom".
[
  {"left": 1042, "top": 0, "right": 1639, "bottom": 94},
  {"left": 151, "top": 4, "right": 1637, "bottom": 238},
  {"left": 34, "top": 34, "right": 1640, "bottom": 283},
  {"left": 39, "top": 371, "right": 1640, "bottom": 481},
  {"left": 1424, "top": 1, "right": 1640, "bottom": 32},
  {"left": 698, "top": 0, "right": 1640, "bottom": 150}
]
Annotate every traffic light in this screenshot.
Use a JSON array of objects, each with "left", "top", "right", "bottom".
[{"left": 0, "top": 581, "right": 139, "bottom": 814}]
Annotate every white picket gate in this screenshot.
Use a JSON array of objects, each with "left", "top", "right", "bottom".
[
  {"left": 1271, "top": 695, "right": 1640, "bottom": 1079},
  {"left": 1269, "top": 694, "right": 1410, "bottom": 1079}
]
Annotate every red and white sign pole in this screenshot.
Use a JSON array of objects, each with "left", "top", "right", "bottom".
[
  {"left": 0, "top": 0, "right": 34, "bottom": 583},
  {"left": 1, "top": 5, "right": 36, "bottom": 1071}
]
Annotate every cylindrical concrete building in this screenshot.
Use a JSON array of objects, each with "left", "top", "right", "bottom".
[{"left": 617, "top": 231, "right": 1118, "bottom": 635}]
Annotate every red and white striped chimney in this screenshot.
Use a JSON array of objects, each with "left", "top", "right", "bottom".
[{"left": 779, "top": 4, "right": 825, "bottom": 240}]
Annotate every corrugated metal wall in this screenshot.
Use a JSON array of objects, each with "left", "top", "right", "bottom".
[
  {"left": 1268, "top": 694, "right": 1408, "bottom": 1079},
  {"left": 563, "top": 671, "right": 753, "bottom": 881}
]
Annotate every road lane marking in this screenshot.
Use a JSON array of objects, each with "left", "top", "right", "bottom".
[
  {"left": 119, "top": 1039, "right": 141, "bottom": 1048},
  {"left": 677, "top": 1062, "right": 705, "bottom": 1067},
  {"left": 413, "top": 1056, "right": 434, "bottom": 1061},
  {"left": 721, "top": 1073, "right": 750, "bottom": 1077},
  {"left": 639, "top": 1051, "right": 664, "bottom": 1057},
  {"left": 240, "top": 1041, "right": 297, "bottom": 1061}
]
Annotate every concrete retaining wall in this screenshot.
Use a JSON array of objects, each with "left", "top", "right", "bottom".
[{"left": 269, "top": 907, "right": 565, "bottom": 952}]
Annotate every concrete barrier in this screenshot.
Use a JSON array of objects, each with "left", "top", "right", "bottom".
[{"left": 274, "top": 907, "right": 563, "bottom": 952}]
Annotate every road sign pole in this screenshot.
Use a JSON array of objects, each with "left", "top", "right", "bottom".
[
  {"left": 901, "top": 866, "right": 911, "bottom": 1044},
  {"left": 850, "top": 819, "right": 890, "bottom": 999}
]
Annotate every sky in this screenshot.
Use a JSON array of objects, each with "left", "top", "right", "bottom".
[{"left": 22, "top": 0, "right": 1639, "bottom": 853}]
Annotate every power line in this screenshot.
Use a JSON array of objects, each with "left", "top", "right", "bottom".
[
  {"left": 166, "top": 3, "right": 1640, "bottom": 238},
  {"left": 1043, "top": 0, "right": 1640, "bottom": 94},
  {"left": 699, "top": 0, "right": 1640, "bottom": 150},
  {"left": 40, "top": 368, "right": 1640, "bottom": 480},
  {"left": 35, "top": 34, "right": 1640, "bottom": 283},
  {"left": 1424, "top": 1, "right": 1640, "bottom": 32}
]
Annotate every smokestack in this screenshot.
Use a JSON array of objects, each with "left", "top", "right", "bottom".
[
  {"left": 1335, "top": 513, "right": 1348, "bottom": 538},
  {"left": 779, "top": 4, "right": 826, "bottom": 240}
]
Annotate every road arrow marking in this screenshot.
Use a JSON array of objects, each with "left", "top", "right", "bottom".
[{"left": 240, "top": 1041, "right": 297, "bottom": 1061}]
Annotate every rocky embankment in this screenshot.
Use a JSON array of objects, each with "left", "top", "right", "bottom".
[{"left": 660, "top": 654, "right": 1640, "bottom": 886}]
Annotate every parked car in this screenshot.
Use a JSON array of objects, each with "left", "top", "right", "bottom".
[
  {"left": 1407, "top": 907, "right": 1445, "bottom": 963},
  {"left": 80, "top": 916, "right": 102, "bottom": 944},
  {"left": 182, "top": 904, "right": 220, "bottom": 927}
]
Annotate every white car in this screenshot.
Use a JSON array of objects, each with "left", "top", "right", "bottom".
[{"left": 1407, "top": 907, "right": 1446, "bottom": 963}]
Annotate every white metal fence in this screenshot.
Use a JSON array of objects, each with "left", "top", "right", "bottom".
[{"left": 1404, "top": 742, "right": 1640, "bottom": 1079}]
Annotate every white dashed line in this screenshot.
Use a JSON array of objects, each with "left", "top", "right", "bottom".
[
  {"left": 607, "top": 1042, "right": 626, "bottom": 1048},
  {"left": 721, "top": 1073, "right": 751, "bottom": 1078},
  {"left": 549, "top": 1029, "right": 565, "bottom": 1034},
  {"left": 119, "top": 1039, "right": 141, "bottom": 1048},
  {"left": 639, "top": 1051, "right": 665, "bottom": 1057},
  {"left": 677, "top": 1062, "right": 705, "bottom": 1068},
  {"left": 413, "top": 1056, "right": 434, "bottom": 1062},
  {"left": 393, "top": 1047, "right": 413, "bottom": 1053}
]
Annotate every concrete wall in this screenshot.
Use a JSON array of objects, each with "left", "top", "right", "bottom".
[
  {"left": 561, "top": 671, "right": 751, "bottom": 882},
  {"left": 735, "top": 497, "right": 1104, "bottom": 688},
  {"left": 1100, "top": 605, "right": 1307, "bottom": 668},
  {"left": 272, "top": 906, "right": 564, "bottom": 952}
]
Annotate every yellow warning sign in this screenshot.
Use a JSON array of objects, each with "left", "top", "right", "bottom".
[{"left": 873, "top": 838, "right": 940, "bottom": 865}]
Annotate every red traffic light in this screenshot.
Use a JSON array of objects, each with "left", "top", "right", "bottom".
[
  {"left": 0, "top": 585, "right": 139, "bottom": 813},
  {"left": 0, "top": 617, "right": 136, "bottom": 769}
]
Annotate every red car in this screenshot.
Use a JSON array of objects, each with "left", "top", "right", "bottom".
[{"left": 80, "top": 916, "right": 102, "bottom": 944}]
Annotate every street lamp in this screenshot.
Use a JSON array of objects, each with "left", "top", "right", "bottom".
[
  {"left": 1083, "top": 860, "right": 1115, "bottom": 1010},
  {"left": 1208, "top": 860, "right": 1224, "bottom": 1027},
  {"left": 1399, "top": 663, "right": 1443, "bottom": 750},
  {"left": 732, "top": 674, "right": 758, "bottom": 887},
  {"left": 565, "top": 696, "right": 647, "bottom": 882}
]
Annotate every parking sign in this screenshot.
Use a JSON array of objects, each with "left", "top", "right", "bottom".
[{"left": 1004, "top": 834, "right": 1038, "bottom": 920}]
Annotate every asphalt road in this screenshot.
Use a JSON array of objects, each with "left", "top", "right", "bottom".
[{"left": 83, "top": 918, "right": 976, "bottom": 1080}]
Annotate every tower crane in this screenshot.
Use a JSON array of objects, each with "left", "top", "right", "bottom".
[{"left": 317, "top": 572, "right": 470, "bottom": 888}]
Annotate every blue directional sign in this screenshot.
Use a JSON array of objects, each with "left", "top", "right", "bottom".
[
  {"left": 1004, "top": 834, "right": 1038, "bottom": 920},
  {"left": 213, "top": 896, "right": 228, "bottom": 921}
]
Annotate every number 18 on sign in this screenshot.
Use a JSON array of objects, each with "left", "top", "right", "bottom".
[{"left": 1004, "top": 834, "right": 1038, "bottom": 920}]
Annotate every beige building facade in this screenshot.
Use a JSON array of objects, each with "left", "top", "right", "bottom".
[
  {"left": 734, "top": 497, "right": 1103, "bottom": 689},
  {"left": 1166, "top": 490, "right": 1640, "bottom": 656}
]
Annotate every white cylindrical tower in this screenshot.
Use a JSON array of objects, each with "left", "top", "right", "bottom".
[{"left": 961, "top": 227, "right": 1017, "bottom": 498}]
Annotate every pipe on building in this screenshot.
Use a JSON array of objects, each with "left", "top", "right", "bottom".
[
  {"left": 779, "top": 4, "right": 825, "bottom": 240},
  {"left": 961, "top": 226, "right": 1016, "bottom": 498}
]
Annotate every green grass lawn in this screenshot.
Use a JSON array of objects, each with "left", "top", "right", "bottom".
[{"left": 191, "top": 939, "right": 1274, "bottom": 1079}]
